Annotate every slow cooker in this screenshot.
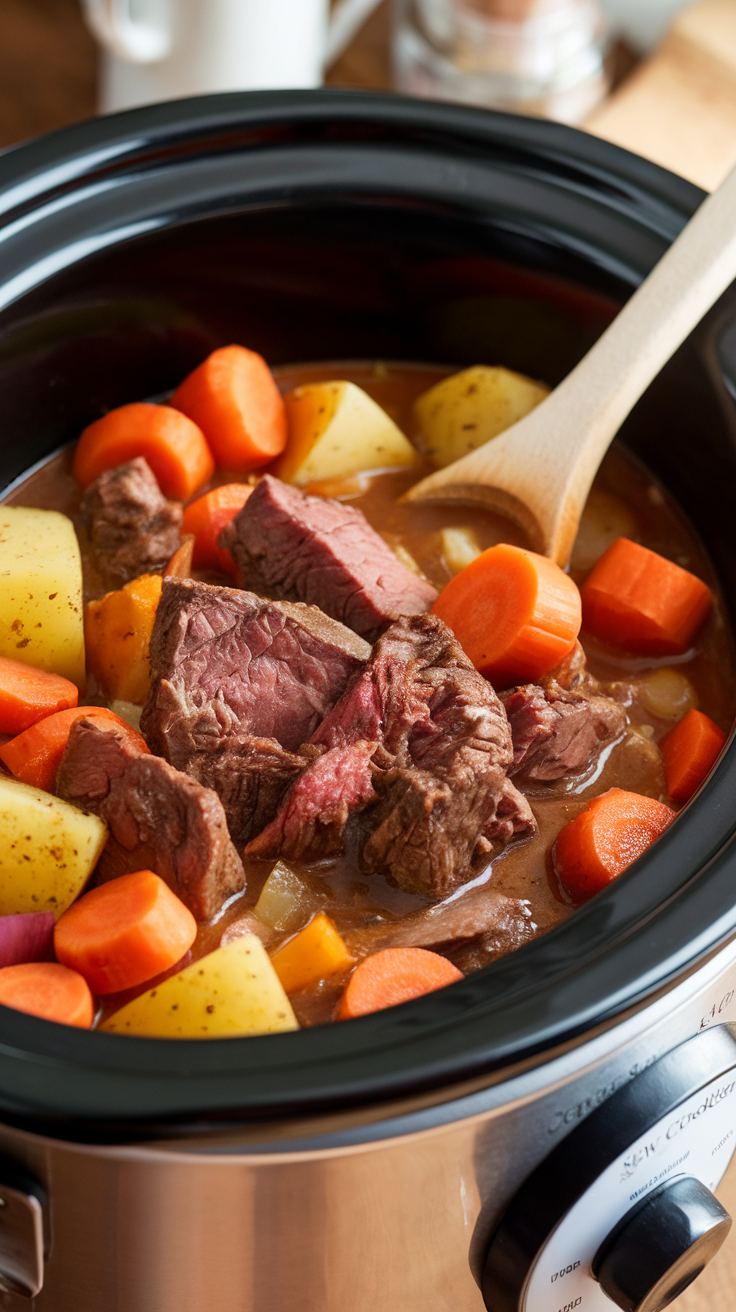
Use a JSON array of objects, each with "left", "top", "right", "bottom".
[{"left": 0, "top": 90, "right": 735, "bottom": 1312}]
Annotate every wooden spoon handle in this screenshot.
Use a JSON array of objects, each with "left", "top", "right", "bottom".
[{"left": 407, "top": 160, "right": 736, "bottom": 564}]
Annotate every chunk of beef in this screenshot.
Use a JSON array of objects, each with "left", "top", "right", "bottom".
[
  {"left": 56, "top": 717, "right": 243, "bottom": 921},
  {"left": 181, "top": 733, "right": 308, "bottom": 846},
  {"left": 142, "top": 577, "right": 368, "bottom": 762},
  {"left": 345, "top": 885, "right": 535, "bottom": 968},
  {"left": 246, "top": 741, "right": 377, "bottom": 861},
  {"left": 502, "top": 678, "right": 626, "bottom": 782},
  {"left": 81, "top": 458, "right": 182, "bottom": 589},
  {"left": 246, "top": 614, "right": 536, "bottom": 898},
  {"left": 220, "top": 474, "right": 438, "bottom": 640}
]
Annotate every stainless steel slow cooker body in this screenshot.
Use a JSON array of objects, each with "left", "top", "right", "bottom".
[{"left": 1, "top": 91, "right": 736, "bottom": 1312}]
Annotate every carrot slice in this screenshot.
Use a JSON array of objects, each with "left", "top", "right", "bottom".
[
  {"left": 0, "top": 655, "right": 78, "bottom": 735},
  {"left": 270, "top": 913, "right": 354, "bottom": 994},
  {"left": 72, "top": 403, "right": 214, "bottom": 500},
  {"left": 553, "top": 787, "right": 676, "bottom": 905},
  {"left": 164, "top": 534, "right": 195, "bottom": 578},
  {"left": 171, "top": 345, "right": 287, "bottom": 470},
  {"left": 0, "top": 706, "right": 149, "bottom": 794},
  {"left": 660, "top": 709, "right": 727, "bottom": 804},
  {"left": 181, "top": 484, "right": 253, "bottom": 575},
  {"left": 54, "top": 870, "right": 197, "bottom": 995},
  {"left": 0, "top": 961, "right": 93, "bottom": 1028},
  {"left": 336, "top": 947, "right": 463, "bottom": 1020},
  {"left": 581, "top": 537, "right": 712, "bottom": 656},
  {"left": 431, "top": 542, "right": 581, "bottom": 686}
]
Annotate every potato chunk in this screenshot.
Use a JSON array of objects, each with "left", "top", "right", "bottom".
[
  {"left": 101, "top": 935, "right": 298, "bottom": 1037},
  {"left": 0, "top": 776, "right": 107, "bottom": 918},
  {"left": 85, "top": 573, "right": 162, "bottom": 704},
  {"left": 413, "top": 365, "right": 549, "bottom": 468},
  {"left": 0, "top": 507, "right": 85, "bottom": 687},
  {"left": 276, "top": 381, "right": 417, "bottom": 486}
]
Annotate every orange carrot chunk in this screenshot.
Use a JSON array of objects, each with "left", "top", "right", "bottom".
[
  {"left": 270, "top": 913, "right": 354, "bottom": 994},
  {"left": 431, "top": 542, "right": 581, "bottom": 686},
  {"left": 171, "top": 345, "right": 287, "bottom": 471},
  {"left": 54, "top": 870, "right": 197, "bottom": 995},
  {"left": 0, "top": 655, "right": 78, "bottom": 735},
  {"left": 553, "top": 787, "right": 676, "bottom": 905},
  {"left": 0, "top": 961, "right": 93, "bottom": 1028},
  {"left": 660, "top": 709, "right": 727, "bottom": 804},
  {"left": 581, "top": 537, "right": 712, "bottom": 656},
  {"left": 163, "top": 534, "right": 195, "bottom": 579},
  {"left": 336, "top": 947, "right": 463, "bottom": 1020},
  {"left": 0, "top": 706, "right": 149, "bottom": 794},
  {"left": 181, "top": 483, "right": 253, "bottom": 575},
  {"left": 72, "top": 402, "right": 214, "bottom": 500}
]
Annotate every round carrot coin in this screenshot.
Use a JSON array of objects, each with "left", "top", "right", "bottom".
[
  {"left": 72, "top": 402, "right": 214, "bottom": 500},
  {"left": 0, "top": 962, "right": 93, "bottom": 1028},
  {"left": 337, "top": 947, "right": 463, "bottom": 1020},
  {"left": 54, "top": 870, "right": 197, "bottom": 995},
  {"left": 432, "top": 542, "right": 581, "bottom": 687},
  {"left": 553, "top": 787, "right": 675, "bottom": 905}
]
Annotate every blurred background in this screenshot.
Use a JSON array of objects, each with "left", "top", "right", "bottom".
[{"left": 0, "top": 0, "right": 733, "bottom": 190}]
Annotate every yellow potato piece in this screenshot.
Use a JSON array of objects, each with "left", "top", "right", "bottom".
[
  {"left": 85, "top": 573, "right": 163, "bottom": 704},
  {"left": 0, "top": 776, "right": 107, "bottom": 918},
  {"left": 101, "top": 935, "right": 299, "bottom": 1038},
  {"left": 276, "top": 381, "right": 417, "bottom": 486},
  {"left": 0, "top": 507, "right": 85, "bottom": 687},
  {"left": 413, "top": 365, "right": 549, "bottom": 469}
]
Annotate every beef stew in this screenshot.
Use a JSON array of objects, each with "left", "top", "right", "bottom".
[{"left": 0, "top": 355, "right": 732, "bottom": 1036}]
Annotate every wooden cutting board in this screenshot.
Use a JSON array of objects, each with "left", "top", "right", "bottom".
[{"left": 586, "top": 0, "right": 736, "bottom": 190}]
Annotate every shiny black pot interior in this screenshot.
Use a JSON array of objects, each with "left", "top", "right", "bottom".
[{"left": 0, "top": 91, "right": 735, "bottom": 1136}]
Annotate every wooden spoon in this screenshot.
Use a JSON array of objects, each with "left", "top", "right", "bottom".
[{"left": 403, "top": 161, "right": 736, "bottom": 566}]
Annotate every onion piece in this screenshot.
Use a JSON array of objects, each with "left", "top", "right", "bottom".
[{"left": 0, "top": 912, "right": 55, "bottom": 968}]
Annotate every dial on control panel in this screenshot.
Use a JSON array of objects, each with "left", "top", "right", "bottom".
[
  {"left": 482, "top": 1024, "right": 736, "bottom": 1312},
  {"left": 593, "top": 1175, "right": 731, "bottom": 1312}
]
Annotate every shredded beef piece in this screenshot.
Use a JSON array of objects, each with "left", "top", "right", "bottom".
[
  {"left": 502, "top": 677, "right": 627, "bottom": 782},
  {"left": 219, "top": 474, "right": 438, "bottom": 640},
  {"left": 56, "top": 717, "right": 243, "bottom": 921},
  {"left": 246, "top": 614, "right": 536, "bottom": 897},
  {"left": 142, "top": 577, "right": 369, "bottom": 760},
  {"left": 140, "top": 578, "right": 367, "bottom": 843},
  {"left": 345, "top": 885, "right": 535, "bottom": 967},
  {"left": 246, "top": 741, "right": 377, "bottom": 861},
  {"left": 180, "top": 733, "right": 310, "bottom": 846},
  {"left": 81, "top": 458, "right": 182, "bottom": 589}
]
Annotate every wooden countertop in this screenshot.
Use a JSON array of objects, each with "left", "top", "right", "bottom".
[{"left": 1, "top": 4, "right": 736, "bottom": 1310}]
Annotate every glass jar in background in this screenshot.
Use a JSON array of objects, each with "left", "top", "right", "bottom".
[{"left": 393, "top": 0, "right": 610, "bottom": 123}]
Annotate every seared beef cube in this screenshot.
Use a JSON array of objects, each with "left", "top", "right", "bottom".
[
  {"left": 246, "top": 614, "right": 536, "bottom": 898},
  {"left": 181, "top": 732, "right": 308, "bottom": 845},
  {"left": 81, "top": 458, "right": 182, "bottom": 589},
  {"left": 142, "top": 577, "right": 369, "bottom": 762},
  {"left": 56, "top": 717, "right": 244, "bottom": 921},
  {"left": 345, "top": 885, "right": 535, "bottom": 967},
  {"left": 220, "top": 474, "right": 438, "bottom": 640},
  {"left": 502, "top": 679, "right": 626, "bottom": 782},
  {"left": 246, "top": 742, "right": 377, "bottom": 861}
]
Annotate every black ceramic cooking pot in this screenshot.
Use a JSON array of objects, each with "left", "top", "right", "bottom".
[{"left": 0, "top": 90, "right": 734, "bottom": 1141}]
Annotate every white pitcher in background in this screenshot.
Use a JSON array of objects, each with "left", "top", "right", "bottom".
[{"left": 81, "top": 0, "right": 383, "bottom": 113}]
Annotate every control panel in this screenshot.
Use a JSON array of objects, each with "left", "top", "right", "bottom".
[{"left": 482, "top": 1025, "right": 736, "bottom": 1312}]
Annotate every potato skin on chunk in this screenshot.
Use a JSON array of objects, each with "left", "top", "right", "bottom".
[{"left": 0, "top": 507, "right": 85, "bottom": 688}]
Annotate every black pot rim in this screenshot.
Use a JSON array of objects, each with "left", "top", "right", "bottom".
[{"left": 0, "top": 89, "right": 733, "bottom": 1137}]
